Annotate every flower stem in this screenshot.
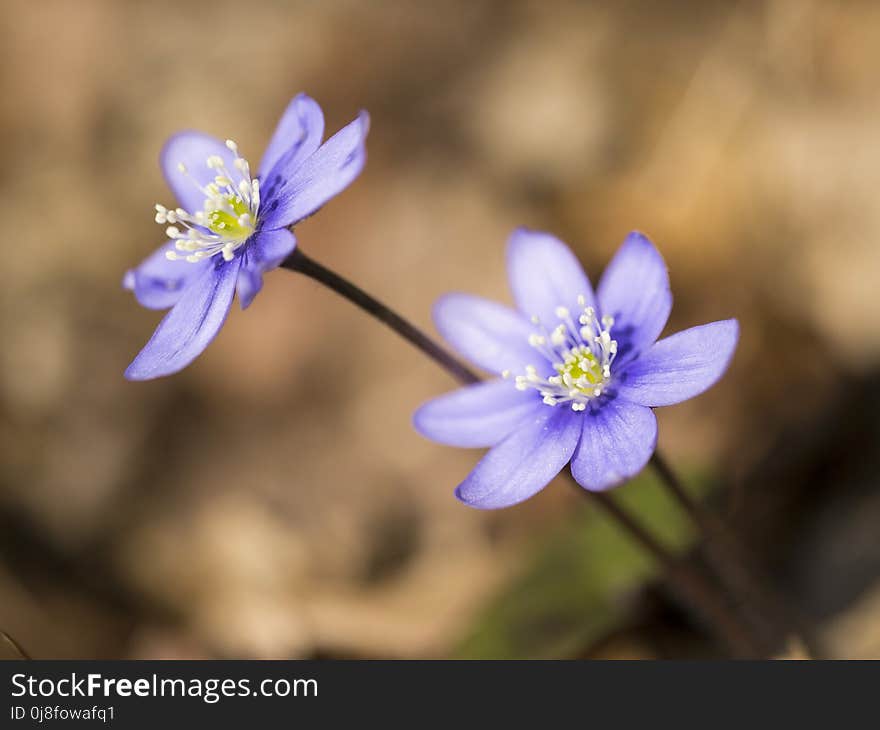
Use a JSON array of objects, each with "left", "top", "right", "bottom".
[
  {"left": 281, "top": 248, "right": 481, "bottom": 386},
  {"left": 650, "top": 452, "right": 822, "bottom": 658},
  {"left": 280, "top": 246, "right": 769, "bottom": 657},
  {"left": 574, "top": 483, "right": 767, "bottom": 658},
  {"left": 1, "top": 630, "right": 31, "bottom": 660}
]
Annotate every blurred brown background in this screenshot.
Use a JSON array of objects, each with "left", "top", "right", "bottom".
[{"left": 1, "top": 0, "right": 879, "bottom": 659}]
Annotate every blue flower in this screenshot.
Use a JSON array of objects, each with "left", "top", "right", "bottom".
[
  {"left": 123, "top": 94, "right": 369, "bottom": 380},
  {"left": 414, "top": 229, "right": 739, "bottom": 509}
]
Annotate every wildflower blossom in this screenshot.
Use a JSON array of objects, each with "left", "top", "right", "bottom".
[
  {"left": 414, "top": 229, "right": 739, "bottom": 509},
  {"left": 123, "top": 94, "right": 369, "bottom": 380}
]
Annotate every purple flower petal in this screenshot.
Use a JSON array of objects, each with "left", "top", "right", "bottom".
[
  {"left": 433, "top": 293, "right": 542, "bottom": 375},
  {"left": 570, "top": 398, "right": 657, "bottom": 491},
  {"left": 125, "top": 258, "right": 242, "bottom": 381},
  {"left": 248, "top": 227, "right": 297, "bottom": 270},
  {"left": 123, "top": 241, "right": 209, "bottom": 310},
  {"left": 235, "top": 266, "right": 262, "bottom": 311},
  {"left": 258, "top": 111, "right": 369, "bottom": 230},
  {"left": 616, "top": 319, "right": 739, "bottom": 407},
  {"left": 258, "top": 93, "right": 325, "bottom": 180},
  {"left": 160, "top": 132, "right": 238, "bottom": 213},
  {"left": 597, "top": 232, "right": 672, "bottom": 366},
  {"left": 506, "top": 228, "right": 596, "bottom": 326},
  {"left": 455, "top": 406, "right": 581, "bottom": 509},
  {"left": 413, "top": 379, "right": 542, "bottom": 448},
  {"left": 237, "top": 228, "right": 297, "bottom": 309}
]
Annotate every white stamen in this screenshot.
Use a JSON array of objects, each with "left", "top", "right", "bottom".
[
  {"left": 153, "top": 142, "right": 260, "bottom": 264},
  {"left": 509, "top": 299, "right": 618, "bottom": 410}
]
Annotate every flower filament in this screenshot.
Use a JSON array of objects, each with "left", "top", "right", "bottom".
[
  {"left": 507, "top": 296, "right": 618, "bottom": 411},
  {"left": 155, "top": 139, "right": 260, "bottom": 264}
]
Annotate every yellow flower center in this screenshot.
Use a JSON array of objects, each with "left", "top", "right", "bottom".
[
  {"left": 207, "top": 194, "right": 255, "bottom": 239},
  {"left": 556, "top": 346, "right": 605, "bottom": 391}
]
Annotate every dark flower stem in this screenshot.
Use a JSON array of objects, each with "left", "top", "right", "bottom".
[
  {"left": 1, "top": 630, "right": 31, "bottom": 660},
  {"left": 281, "top": 246, "right": 767, "bottom": 658},
  {"left": 281, "top": 248, "right": 481, "bottom": 386},
  {"left": 574, "top": 484, "right": 766, "bottom": 657},
  {"left": 650, "top": 452, "right": 822, "bottom": 658}
]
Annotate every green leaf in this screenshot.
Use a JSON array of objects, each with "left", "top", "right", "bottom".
[{"left": 455, "top": 468, "right": 710, "bottom": 659}]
